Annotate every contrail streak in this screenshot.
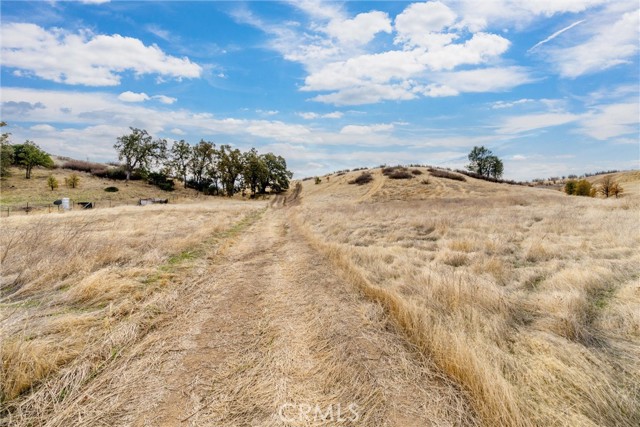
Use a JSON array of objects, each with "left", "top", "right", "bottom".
[{"left": 529, "top": 19, "right": 586, "bottom": 51}]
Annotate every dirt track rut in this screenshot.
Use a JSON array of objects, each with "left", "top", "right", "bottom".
[{"left": 44, "top": 204, "right": 475, "bottom": 426}]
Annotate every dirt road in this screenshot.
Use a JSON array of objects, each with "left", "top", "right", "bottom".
[{"left": 42, "top": 204, "right": 476, "bottom": 426}]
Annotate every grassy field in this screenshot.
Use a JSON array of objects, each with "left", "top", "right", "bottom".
[
  {"left": 0, "top": 200, "right": 265, "bottom": 422},
  {"left": 1, "top": 166, "right": 638, "bottom": 426},
  {"left": 295, "top": 168, "right": 640, "bottom": 426},
  {"left": 0, "top": 166, "right": 202, "bottom": 212}
]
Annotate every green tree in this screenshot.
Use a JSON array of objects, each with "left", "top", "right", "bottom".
[
  {"left": 564, "top": 180, "right": 577, "bottom": 195},
  {"left": 467, "top": 146, "right": 504, "bottom": 178},
  {"left": 0, "top": 121, "right": 14, "bottom": 178},
  {"left": 260, "top": 153, "right": 292, "bottom": 194},
  {"left": 243, "top": 148, "right": 268, "bottom": 196},
  {"left": 114, "top": 128, "right": 166, "bottom": 181},
  {"left": 218, "top": 144, "right": 244, "bottom": 196},
  {"left": 486, "top": 156, "right": 504, "bottom": 179},
  {"left": 169, "top": 139, "right": 192, "bottom": 188},
  {"left": 189, "top": 140, "right": 216, "bottom": 189},
  {"left": 14, "top": 140, "right": 54, "bottom": 179},
  {"left": 467, "top": 146, "right": 491, "bottom": 176},
  {"left": 47, "top": 175, "right": 58, "bottom": 191}
]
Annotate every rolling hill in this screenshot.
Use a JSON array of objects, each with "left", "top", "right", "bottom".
[{"left": 1, "top": 166, "right": 638, "bottom": 426}]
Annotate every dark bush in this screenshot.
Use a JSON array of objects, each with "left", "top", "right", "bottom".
[
  {"left": 411, "top": 169, "right": 423, "bottom": 175},
  {"left": 382, "top": 166, "right": 398, "bottom": 175},
  {"left": 349, "top": 172, "right": 374, "bottom": 185},
  {"left": 147, "top": 172, "right": 175, "bottom": 191},
  {"left": 428, "top": 168, "right": 466, "bottom": 181},
  {"left": 564, "top": 180, "right": 577, "bottom": 195},
  {"left": 455, "top": 169, "right": 526, "bottom": 185},
  {"left": 388, "top": 170, "right": 413, "bottom": 179},
  {"left": 382, "top": 165, "right": 410, "bottom": 176},
  {"left": 104, "top": 186, "right": 119, "bottom": 192}
]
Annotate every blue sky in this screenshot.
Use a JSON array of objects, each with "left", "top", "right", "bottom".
[{"left": 1, "top": 0, "right": 638, "bottom": 180}]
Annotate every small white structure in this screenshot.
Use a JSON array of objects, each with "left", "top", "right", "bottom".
[
  {"left": 139, "top": 198, "right": 168, "bottom": 206},
  {"left": 61, "top": 198, "right": 70, "bottom": 210}
]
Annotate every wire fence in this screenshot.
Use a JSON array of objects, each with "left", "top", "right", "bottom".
[{"left": 0, "top": 197, "right": 178, "bottom": 217}]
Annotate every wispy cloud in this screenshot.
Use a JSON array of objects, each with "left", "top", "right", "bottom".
[
  {"left": 545, "top": 9, "right": 639, "bottom": 78},
  {"left": 528, "top": 19, "right": 585, "bottom": 51},
  {"left": 297, "top": 111, "right": 343, "bottom": 119}
]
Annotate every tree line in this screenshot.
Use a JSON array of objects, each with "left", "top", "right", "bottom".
[
  {"left": 1, "top": 123, "right": 293, "bottom": 197},
  {"left": 114, "top": 128, "right": 292, "bottom": 196}
]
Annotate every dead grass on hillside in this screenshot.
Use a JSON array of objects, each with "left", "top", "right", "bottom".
[
  {"left": 294, "top": 179, "right": 640, "bottom": 426},
  {"left": 0, "top": 201, "right": 263, "bottom": 421},
  {"left": 0, "top": 166, "right": 201, "bottom": 210}
]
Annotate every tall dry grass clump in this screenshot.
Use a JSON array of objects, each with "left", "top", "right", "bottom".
[
  {"left": 0, "top": 200, "right": 263, "bottom": 420},
  {"left": 295, "top": 175, "right": 640, "bottom": 426}
]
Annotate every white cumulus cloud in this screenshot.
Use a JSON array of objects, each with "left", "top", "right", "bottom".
[
  {"left": 1, "top": 23, "right": 202, "bottom": 86},
  {"left": 118, "top": 91, "right": 150, "bottom": 102},
  {"left": 326, "top": 11, "right": 392, "bottom": 45},
  {"left": 394, "top": 1, "right": 458, "bottom": 46}
]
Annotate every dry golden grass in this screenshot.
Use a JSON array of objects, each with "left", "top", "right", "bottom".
[
  {"left": 2, "top": 165, "right": 638, "bottom": 426},
  {"left": 293, "top": 168, "right": 640, "bottom": 426},
  {"left": 0, "top": 166, "right": 202, "bottom": 210},
  {"left": 0, "top": 200, "right": 264, "bottom": 418}
]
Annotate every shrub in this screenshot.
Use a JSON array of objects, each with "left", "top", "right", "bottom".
[
  {"left": 104, "top": 186, "right": 119, "bottom": 192},
  {"left": 429, "top": 168, "right": 466, "bottom": 181},
  {"left": 63, "top": 160, "right": 107, "bottom": 174},
  {"left": 382, "top": 166, "right": 413, "bottom": 179},
  {"left": 456, "top": 169, "right": 525, "bottom": 185},
  {"left": 382, "top": 166, "right": 403, "bottom": 176},
  {"left": 388, "top": 170, "right": 413, "bottom": 179},
  {"left": 65, "top": 173, "right": 80, "bottom": 189},
  {"left": 597, "top": 176, "right": 623, "bottom": 198},
  {"left": 564, "top": 180, "right": 577, "bottom": 195},
  {"left": 46, "top": 175, "right": 58, "bottom": 191},
  {"left": 349, "top": 172, "right": 374, "bottom": 185},
  {"left": 411, "top": 169, "right": 423, "bottom": 175},
  {"left": 147, "top": 172, "right": 175, "bottom": 191},
  {"left": 574, "top": 179, "right": 594, "bottom": 197},
  {"left": 314, "top": 176, "right": 321, "bottom": 185},
  {"left": 610, "top": 182, "right": 624, "bottom": 198}
]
